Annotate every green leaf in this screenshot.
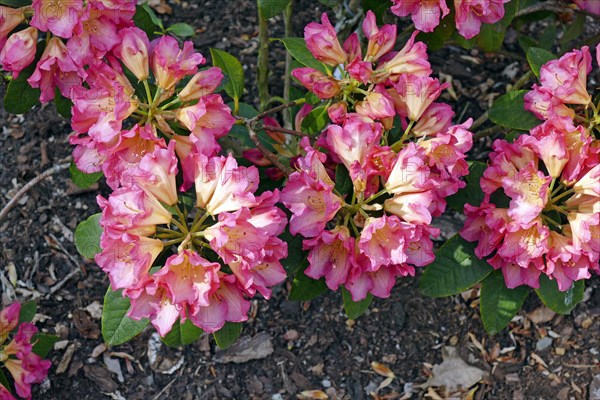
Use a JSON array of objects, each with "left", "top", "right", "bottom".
[
  {"left": 342, "top": 288, "right": 373, "bottom": 320},
  {"left": 69, "top": 161, "right": 103, "bottom": 189},
  {"left": 54, "top": 89, "right": 73, "bottom": 119},
  {"left": 133, "top": 3, "right": 163, "bottom": 38},
  {"left": 210, "top": 49, "right": 245, "bottom": 104},
  {"left": 289, "top": 269, "right": 328, "bottom": 301},
  {"left": 102, "top": 287, "right": 149, "bottom": 346},
  {"left": 161, "top": 319, "right": 203, "bottom": 347},
  {"left": 334, "top": 164, "right": 352, "bottom": 197},
  {"left": 419, "top": 234, "right": 494, "bottom": 297},
  {"left": 488, "top": 90, "right": 540, "bottom": 131},
  {"left": 0, "top": 370, "right": 10, "bottom": 394},
  {"left": 560, "top": 13, "right": 585, "bottom": 45},
  {"left": 18, "top": 301, "right": 37, "bottom": 323},
  {"left": 480, "top": 270, "right": 529, "bottom": 334},
  {"left": 213, "top": 322, "right": 242, "bottom": 349},
  {"left": 300, "top": 105, "right": 329, "bottom": 135},
  {"left": 0, "top": 0, "right": 31, "bottom": 6},
  {"left": 258, "top": 0, "right": 291, "bottom": 19},
  {"left": 305, "top": 91, "right": 321, "bottom": 105},
  {"left": 4, "top": 65, "right": 40, "bottom": 114},
  {"left": 361, "top": 0, "right": 392, "bottom": 24},
  {"left": 74, "top": 213, "right": 102, "bottom": 259},
  {"left": 273, "top": 38, "right": 327, "bottom": 74},
  {"left": 280, "top": 231, "right": 306, "bottom": 275},
  {"left": 535, "top": 276, "right": 585, "bottom": 315},
  {"left": 167, "top": 23, "right": 195, "bottom": 37},
  {"left": 526, "top": 47, "right": 556, "bottom": 78},
  {"left": 32, "top": 333, "right": 59, "bottom": 358},
  {"left": 475, "top": 0, "right": 518, "bottom": 51},
  {"left": 446, "top": 162, "right": 487, "bottom": 212}
]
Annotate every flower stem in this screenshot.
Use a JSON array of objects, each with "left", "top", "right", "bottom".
[{"left": 364, "top": 188, "right": 387, "bottom": 204}]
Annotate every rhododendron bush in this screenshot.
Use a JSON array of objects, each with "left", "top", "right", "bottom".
[{"left": 0, "top": 0, "right": 598, "bottom": 392}]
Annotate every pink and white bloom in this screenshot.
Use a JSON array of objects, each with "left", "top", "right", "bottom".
[
  {"left": 0, "top": 27, "right": 37, "bottom": 78},
  {"left": 390, "top": 0, "right": 450, "bottom": 33},
  {"left": 178, "top": 67, "right": 223, "bottom": 102},
  {"left": 539, "top": 46, "right": 592, "bottom": 105},
  {"left": 304, "top": 13, "right": 347, "bottom": 66},
  {"left": 113, "top": 27, "right": 150, "bottom": 81},
  {"left": 151, "top": 36, "right": 205, "bottom": 90},
  {"left": 454, "top": 0, "right": 509, "bottom": 39},
  {"left": 0, "top": 6, "right": 26, "bottom": 48},
  {"left": 31, "top": 0, "right": 83, "bottom": 38}
]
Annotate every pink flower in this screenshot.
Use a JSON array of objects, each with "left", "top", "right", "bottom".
[
  {"left": 134, "top": 144, "right": 179, "bottom": 206},
  {"left": 502, "top": 161, "right": 551, "bottom": 226},
  {"left": 154, "top": 250, "right": 220, "bottom": 307},
  {"left": 384, "top": 142, "right": 431, "bottom": 195},
  {"left": 4, "top": 353, "right": 51, "bottom": 399},
  {"left": 95, "top": 234, "right": 163, "bottom": 291},
  {"left": 488, "top": 254, "right": 542, "bottom": 289},
  {"left": 304, "top": 13, "right": 347, "bottom": 66},
  {"left": 546, "top": 232, "right": 592, "bottom": 291},
  {"left": 412, "top": 103, "right": 454, "bottom": 137},
  {"left": 377, "top": 32, "right": 431, "bottom": 78},
  {"left": 98, "top": 186, "right": 172, "bottom": 238},
  {"left": 497, "top": 219, "right": 549, "bottom": 269},
  {"left": 0, "top": 6, "right": 26, "bottom": 49},
  {"left": 151, "top": 36, "right": 205, "bottom": 90},
  {"left": 454, "top": 0, "right": 509, "bottom": 39},
  {"left": 281, "top": 142, "right": 342, "bottom": 237},
  {"left": 31, "top": 0, "right": 83, "bottom": 38},
  {"left": 0, "top": 28, "right": 37, "bottom": 78},
  {"left": 113, "top": 27, "right": 150, "bottom": 81},
  {"left": 28, "top": 37, "right": 84, "bottom": 102},
  {"left": 355, "top": 90, "right": 396, "bottom": 120},
  {"left": 291, "top": 67, "right": 341, "bottom": 99},
  {"left": 461, "top": 202, "right": 509, "bottom": 259},
  {"left": 358, "top": 215, "right": 413, "bottom": 270},
  {"left": 128, "top": 279, "right": 180, "bottom": 336},
  {"left": 0, "top": 303, "right": 21, "bottom": 343},
  {"left": 573, "top": 0, "right": 600, "bottom": 15},
  {"left": 0, "top": 383, "right": 16, "bottom": 400},
  {"left": 390, "top": 0, "right": 450, "bottom": 33},
  {"left": 66, "top": 8, "right": 121, "bottom": 65},
  {"left": 176, "top": 94, "right": 235, "bottom": 140},
  {"left": 178, "top": 67, "right": 223, "bottom": 102},
  {"left": 568, "top": 212, "right": 600, "bottom": 260},
  {"left": 303, "top": 226, "right": 355, "bottom": 290},
  {"left": 188, "top": 273, "right": 250, "bottom": 333},
  {"left": 524, "top": 85, "right": 575, "bottom": 130},
  {"left": 389, "top": 75, "right": 449, "bottom": 121},
  {"left": 363, "top": 10, "right": 397, "bottom": 61},
  {"left": 524, "top": 124, "right": 568, "bottom": 178},
  {"left": 539, "top": 46, "right": 592, "bottom": 105},
  {"left": 192, "top": 154, "right": 258, "bottom": 215}
]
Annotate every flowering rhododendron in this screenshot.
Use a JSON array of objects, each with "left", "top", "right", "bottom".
[
  {"left": 0, "top": 303, "right": 52, "bottom": 399},
  {"left": 283, "top": 11, "right": 473, "bottom": 301},
  {"left": 390, "top": 0, "right": 509, "bottom": 38},
  {"left": 461, "top": 46, "right": 600, "bottom": 291}
]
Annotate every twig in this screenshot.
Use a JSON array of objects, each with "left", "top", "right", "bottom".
[
  {"left": 45, "top": 233, "right": 83, "bottom": 299},
  {"left": 257, "top": 4, "right": 270, "bottom": 111},
  {"left": 152, "top": 375, "right": 179, "bottom": 400},
  {"left": 263, "top": 124, "right": 305, "bottom": 137},
  {"left": 282, "top": 0, "right": 294, "bottom": 128},
  {"left": 0, "top": 163, "right": 70, "bottom": 222},
  {"left": 254, "top": 100, "right": 304, "bottom": 120},
  {"left": 247, "top": 124, "right": 293, "bottom": 176}
]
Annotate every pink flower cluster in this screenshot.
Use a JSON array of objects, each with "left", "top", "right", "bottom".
[
  {"left": 0, "top": 0, "right": 136, "bottom": 101},
  {"left": 0, "top": 303, "right": 51, "bottom": 400},
  {"left": 283, "top": 12, "right": 474, "bottom": 301},
  {"left": 461, "top": 46, "right": 600, "bottom": 291},
  {"left": 390, "top": 0, "right": 509, "bottom": 39},
  {"left": 95, "top": 144, "right": 288, "bottom": 335}
]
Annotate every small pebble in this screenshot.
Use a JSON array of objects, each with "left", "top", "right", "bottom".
[
  {"left": 581, "top": 318, "right": 593, "bottom": 329},
  {"left": 535, "top": 336, "right": 553, "bottom": 351},
  {"left": 322, "top": 379, "right": 331, "bottom": 388},
  {"left": 283, "top": 329, "right": 299, "bottom": 341},
  {"left": 555, "top": 347, "right": 565, "bottom": 356},
  {"left": 271, "top": 394, "right": 283, "bottom": 400}
]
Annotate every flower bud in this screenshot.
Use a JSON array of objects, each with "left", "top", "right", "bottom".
[
  {"left": 0, "top": 27, "right": 37, "bottom": 78},
  {"left": 178, "top": 67, "right": 223, "bottom": 102},
  {"left": 114, "top": 27, "right": 150, "bottom": 81}
]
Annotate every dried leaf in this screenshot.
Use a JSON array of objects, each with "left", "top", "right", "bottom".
[
  {"left": 371, "top": 361, "right": 395, "bottom": 378},
  {"left": 527, "top": 307, "right": 556, "bottom": 324},
  {"left": 424, "top": 347, "right": 487, "bottom": 392},
  {"left": 298, "top": 390, "right": 328, "bottom": 399}
]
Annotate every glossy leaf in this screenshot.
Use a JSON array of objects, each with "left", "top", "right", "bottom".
[
  {"left": 480, "top": 270, "right": 529, "bottom": 334},
  {"left": 300, "top": 105, "right": 329, "bottom": 135},
  {"left": 419, "top": 234, "right": 494, "bottom": 297},
  {"left": 4, "top": 65, "right": 40, "bottom": 114},
  {"left": 74, "top": 213, "right": 102, "bottom": 259},
  {"left": 167, "top": 23, "right": 195, "bottom": 37},
  {"left": 32, "top": 333, "right": 59, "bottom": 358},
  {"left": 161, "top": 319, "right": 203, "bottom": 347},
  {"left": 102, "top": 287, "right": 149, "bottom": 346},
  {"left": 535, "top": 275, "right": 585, "bottom": 315},
  {"left": 18, "top": 301, "right": 37, "bottom": 323},
  {"left": 342, "top": 288, "right": 373, "bottom": 320},
  {"left": 258, "top": 0, "right": 291, "bottom": 19},
  {"left": 526, "top": 47, "right": 556, "bottom": 78},
  {"left": 488, "top": 90, "right": 540, "bottom": 131},
  {"left": 289, "top": 269, "right": 328, "bottom": 301},
  {"left": 69, "top": 161, "right": 103, "bottom": 189},
  {"left": 273, "top": 37, "right": 327, "bottom": 73},
  {"left": 213, "top": 322, "right": 242, "bottom": 349},
  {"left": 210, "top": 49, "right": 245, "bottom": 105}
]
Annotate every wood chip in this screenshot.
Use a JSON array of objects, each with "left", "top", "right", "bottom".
[
  {"left": 56, "top": 343, "right": 79, "bottom": 374},
  {"left": 214, "top": 332, "right": 273, "bottom": 364}
]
